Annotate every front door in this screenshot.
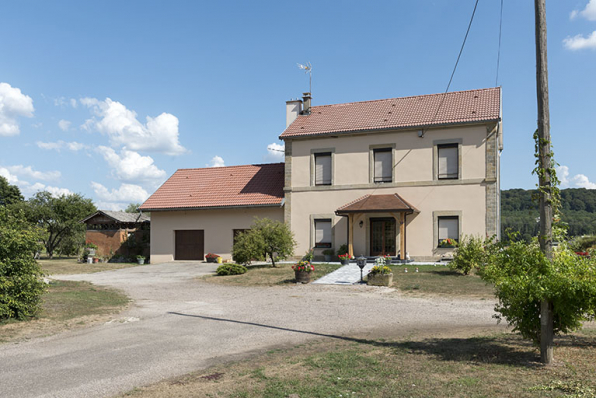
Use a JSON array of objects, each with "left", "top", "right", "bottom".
[{"left": 370, "top": 218, "right": 396, "bottom": 256}]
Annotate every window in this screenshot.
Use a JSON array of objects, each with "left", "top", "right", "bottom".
[
  {"left": 438, "top": 216, "right": 459, "bottom": 245},
  {"left": 438, "top": 144, "right": 458, "bottom": 179},
  {"left": 373, "top": 148, "right": 392, "bottom": 183},
  {"left": 314, "top": 219, "right": 332, "bottom": 248},
  {"left": 314, "top": 152, "right": 332, "bottom": 186}
]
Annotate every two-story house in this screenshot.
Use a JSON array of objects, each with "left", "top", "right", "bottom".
[{"left": 140, "top": 87, "right": 502, "bottom": 263}]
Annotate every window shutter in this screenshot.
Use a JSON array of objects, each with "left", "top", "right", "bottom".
[
  {"left": 315, "top": 154, "right": 331, "bottom": 185},
  {"left": 438, "top": 146, "right": 458, "bottom": 178},
  {"left": 438, "top": 217, "right": 459, "bottom": 240},
  {"left": 374, "top": 149, "right": 392, "bottom": 182},
  {"left": 315, "top": 220, "right": 331, "bottom": 246}
]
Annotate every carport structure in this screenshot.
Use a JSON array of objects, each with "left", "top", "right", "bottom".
[{"left": 335, "top": 193, "right": 419, "bottom": 258}]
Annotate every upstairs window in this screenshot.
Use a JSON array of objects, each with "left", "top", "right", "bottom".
[
  {"left": 314, "top": 152, "right": 332, "bottom": 186},
  {"left": 438, "top": 144, "right": 458, "bottom": 179},
  {"left": 438, "top": 216, "right": 459, "bottom": 246},
  {"left": 314, "top": 219, "right": 332, "bottom": 248},
  {"left": 373, "top": 148, "right": 392, "bottom": 183}
]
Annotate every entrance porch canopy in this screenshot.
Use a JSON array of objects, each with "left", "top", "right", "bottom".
[{"left": 335, "top": 193, "right": 419, "bottom": 258}]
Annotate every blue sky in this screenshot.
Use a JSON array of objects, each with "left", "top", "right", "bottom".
[{"left": 1, "top": 1, "right": 595, "bottom": 210}]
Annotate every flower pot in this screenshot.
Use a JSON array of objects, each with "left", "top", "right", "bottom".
[
  {"left": 87, "top": 257, "right": 93, "bottom": 264},
  {"left": 217, "top": 257, "right": 223, "bottom": 264},
  {"left": 295, "top": 270, "right": 312, "bottom": 284},
  {"left": 324, "top": 254, "right": 332, "bottom": 262},
  {"left": 87, "top": 248, "right": 96, "bottom": 256},
  {"left": 93, "top": 257, "right": 99, "bottom": 263},
  {"left": 340, "top": 259, "right": 350, "bottom": 266},
  {"left": 367, "top": 273, "right": 393, "bottom": 287},
  {"left": 137, "top": 258, "right": 145, "bottom": 265},
  {"left": 206, "top": 257, "right": 216, "bottom": 263}
]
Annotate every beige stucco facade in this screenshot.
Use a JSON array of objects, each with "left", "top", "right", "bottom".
[
  {"left": 284, "top": 123, "right": 501, "bottom": 260},
  {"left": 149, "top": 206, "right": 283, "bottom": 264}
]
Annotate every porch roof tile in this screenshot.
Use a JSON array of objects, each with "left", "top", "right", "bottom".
[{"left": 335, "top": 193, "right": 419, "bottom": 214}]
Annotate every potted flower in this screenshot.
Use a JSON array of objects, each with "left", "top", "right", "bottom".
[
  {"left": 322, "top": 248, "right": 335, "bottom": 262},
  {"left": 136, "top": 255, "right": 145, "bottom": 265},
  {"left": 85, "top": 242, "right": 98, "bottom": 257},
  {"left": 367, "top": 257, "right": 393, "bottom": 286},
  {"left": 205, "top": 253, "right": 220, "bottom": 263},
  {"left": 439, "top": 238, "right": 458, "bottom": 248},
  {"left": 292, "top": 260, "right": 315, "bottom": 283},
  {"left": 338, "top": 253, "right": 350, "bottom": 266}
]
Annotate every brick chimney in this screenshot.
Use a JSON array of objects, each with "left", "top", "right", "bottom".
[{"left": 286, "top": 98, "right": 302, "bottom": 127}]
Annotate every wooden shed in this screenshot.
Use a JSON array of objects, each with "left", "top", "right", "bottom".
[{"left": 81, "top": 210, "right": 150, "bottom": 259}]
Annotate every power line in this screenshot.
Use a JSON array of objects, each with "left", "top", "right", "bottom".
[
  {"left": 496, "top": 0, "right": 504, "bottom": 87},
  {"left": 430, "top": 0, "right": 481, "bottom": 125}
]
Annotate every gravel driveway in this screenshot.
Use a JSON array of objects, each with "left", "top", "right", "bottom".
[{"left": 0, "top": 262, "right": 500, "bottom": 398}]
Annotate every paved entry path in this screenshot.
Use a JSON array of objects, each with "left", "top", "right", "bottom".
[{"left": 312, "top": 262, "right": 374, "bottom": 285}]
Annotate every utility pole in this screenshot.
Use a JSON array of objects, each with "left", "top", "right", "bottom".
[{"left": 535, "top": 0, "right": 554, "bottom": 364}]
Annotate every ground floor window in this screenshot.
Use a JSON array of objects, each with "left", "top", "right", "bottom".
[
  {"left": 438, "top": 216, "right": 459, "bottom": 246},
  {"left": 314, "top": 219, "right": 332, "bottom": 248}
]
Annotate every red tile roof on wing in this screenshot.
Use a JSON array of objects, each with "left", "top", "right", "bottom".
[
  {"left": 281, "top": 87, "right": 501, "bottom": 139},
  {"left": 335, "top": 193, "right": 419, "bottom": 214},
  {"left": 139, "top": 163, "right": 285, "bottom": 211}
]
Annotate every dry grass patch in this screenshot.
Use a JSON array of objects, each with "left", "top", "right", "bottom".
[
  {"left": 123, "top": 328, "right": 596, "bottom": 398},
  {"left": 40, "top": 256, "right": 144, "bottom": 275},
  {"left": 391, "top": 264, "right": 494, "bottom": 299},
  {"left": 203, "top": 263, "right": 342, "bottom": 287},
  {"left": 0, "top": 280, "right": 129, "bottom": 344}
]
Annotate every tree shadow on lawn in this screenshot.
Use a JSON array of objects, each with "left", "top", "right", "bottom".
[{"left": 168, "top": 312, "right": 546, "bottom": 367}]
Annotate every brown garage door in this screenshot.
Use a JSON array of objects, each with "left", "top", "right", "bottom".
[{"left": 175, "top": 230, "right": 204, "bottom": 260}]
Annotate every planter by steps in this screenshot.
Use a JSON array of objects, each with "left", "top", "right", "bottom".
[
  {"left": 367, "top": 273, "right": 394, "bottom": 287},
  {"left": 340, "top": 258, "right": 350, "bottom": 266}
]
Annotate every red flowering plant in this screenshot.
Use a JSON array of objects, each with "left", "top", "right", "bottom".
[
  {"left": 439, "top": 238, "right": 458, "bottom": 248},
  {"left": 292, "top": 260, "right": 315, "bottom": 272},
  {"left": 338, "top": 253, "right": 350, "bottom": 260},
  {"left": 205, "top": 253, "right": 220, "bottom": 259}
]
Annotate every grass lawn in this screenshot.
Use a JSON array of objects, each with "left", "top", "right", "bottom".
[
  {"left": 122, "top": 327, "right": 596, "bottom": 398},
  {"left": 0, "top": 280, "right": 129, "bottom": 344},
  {"left": 204, "top": 262, "right": 494, "bottom": 298},
  {"left": 202, "top": 263, "right": 343, "bottom": 286},
  {"left": 40, "top": 256, "right": 145, "bottom": 275},
  {"left": 390, "top": 264, "right": 494, "bottom": 298}
]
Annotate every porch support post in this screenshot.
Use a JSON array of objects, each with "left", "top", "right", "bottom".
[
  {"left": 390, "top": 212, "right": 400, "bottom": 257},
  {"left": 400, "top": 212, "right": 406, "bottom": 259},
  {"left": 348, "top": 214, "right": 354, "bottom": 257}
]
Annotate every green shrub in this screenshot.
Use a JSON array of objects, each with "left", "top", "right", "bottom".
[
  {"left": 450, "top": 235, "right": 493, "bottom": 275},
  {"left": 569, "top": 235, "right": 596, "bottom": 252},
  {"left": 0, "top": 208, "right": 46, "bottom": 320},
  {"left": 216, "top": 263, "right": 247, "bottom": 276},
  {"left": 481, "top": 235, "right": 596, "bottom": 345},
  {"left": 231, "top": 218, "right": 296, "bottom": 267}
]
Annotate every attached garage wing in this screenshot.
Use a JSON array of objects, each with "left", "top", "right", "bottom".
[{"left": 175, "top": 230, "right": 204, "bottom": 260}]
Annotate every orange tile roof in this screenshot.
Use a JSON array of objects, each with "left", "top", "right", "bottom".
[
  {"left": 140, "top": 163, "right": 284, "bottom": 211},
  {"left": 281, "top": 87, "right": 501, "bottom": 138},
  {"left": 336, "top": 193, "right": 419, "bottom": 214}
]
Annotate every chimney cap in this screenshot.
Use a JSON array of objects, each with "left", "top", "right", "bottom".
[{"left": 302, "top": 92, "right": 311, "bottom": 97}]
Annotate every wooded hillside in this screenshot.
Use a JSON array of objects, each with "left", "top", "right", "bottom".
[{"left": 502, "top": 188, "right": 596, "bottom": 240}]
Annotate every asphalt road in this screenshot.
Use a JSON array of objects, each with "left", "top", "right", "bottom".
[{"left": 0, "top": 262, "right": 500, "bottom": 398}]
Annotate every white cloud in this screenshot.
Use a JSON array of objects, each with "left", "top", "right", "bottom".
[
  {"left": 36, "top": 140, "right": 87, "bottom": 151},
  {"left": 58, "top": 119, "right": 71, "bottom": 131},
  {"left": 94, "top": 201, "right": 127, "bottom": 211},
  {"left": 91, "top": 182, "right": 149, "bottom": 203},
  {"left": 0, "top": 82, "right": 34, "bottom": 136},
  {"left": 97, "top": 146, "right": 166, "bottom": 185},
  {"left": 0, "top": 167, "right": 19, "bottom": 183},
  {"left": 81, "top": 97, "right": 187, "bottom": 156},
  {"left": 18, "top": 181, "right": 72, "bottom": 197},
  {"left": 558, "top": 165, "right": 596, "bottom": 189},
  {"left": 45, "top": 185, "right": 73, "bottom": 197},
  {"left": 70, "top": 98, "right": 78, "bottom": 108},
  {"left": 563, "top": 31, "right": 596, "bottom": 50},
  {"left": 571, "top": 0, "right": 596, "bottom": 20},
  {"left": 207, "top": 155, "right": 225, "bottom": 167},
  {"left": 7, "top": 165, "right": 60, "bottom": 181},
  {"left": 265, "top": 143, "right": 285, "bottom": 161}
]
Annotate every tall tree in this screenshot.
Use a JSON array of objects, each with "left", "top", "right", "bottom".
[
  {"left": 20, "top": 191, "right": 96, "bottom": 258},
  {"left": 0, "top": 176, "right": 24, "bottom": 207},
  {"left": 124, "top": 203, "right": 141, "bottom": 213}
]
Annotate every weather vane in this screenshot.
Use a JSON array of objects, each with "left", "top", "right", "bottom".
[{"left": 297, "top": 62, "right": 312, "bottom": 94}]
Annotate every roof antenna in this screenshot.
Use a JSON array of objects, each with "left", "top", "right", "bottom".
[{"left": 297, "top": 62, "right": 312, "bottom": 94}]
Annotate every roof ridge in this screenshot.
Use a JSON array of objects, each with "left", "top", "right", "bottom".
[
  {"left": 176, "top": 162, "right": 284, "bottom": 172},
  {"left": 310, "top": 87, "right": 500, "bottom": 110}
]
